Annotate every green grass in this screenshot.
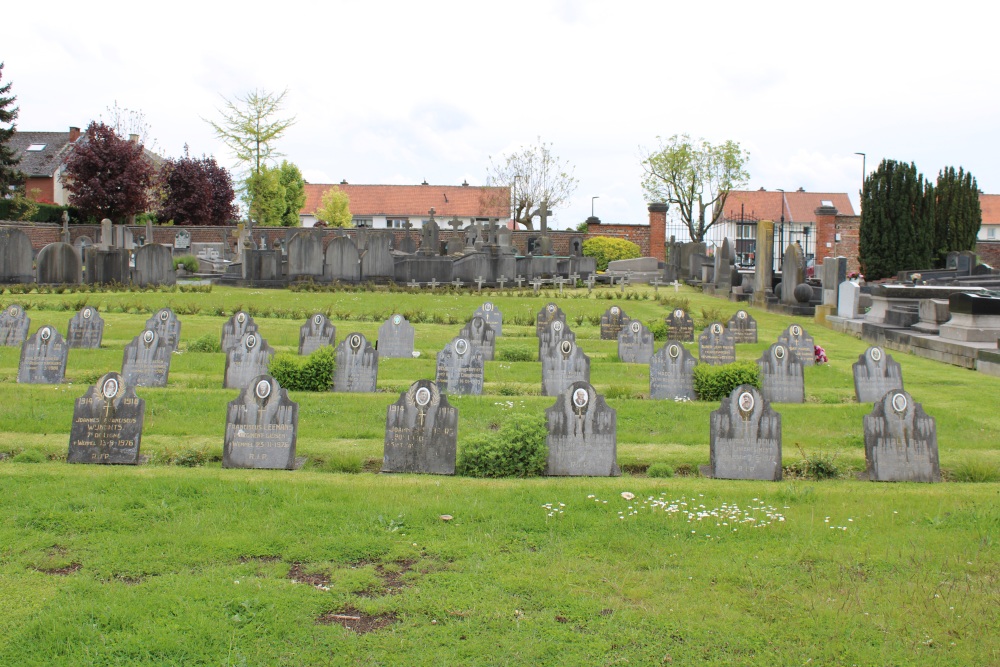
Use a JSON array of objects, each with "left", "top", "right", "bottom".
[{"left": 0, "top": 283, "right": 997, "bottom": 664}]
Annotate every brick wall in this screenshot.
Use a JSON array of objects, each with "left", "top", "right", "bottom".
[
  {"left": 647, "top": 203, "right": 667, "bottom": 261},
  {"left": 976, "top": 240, "right": 1000, "bottom": 267},
  {"left": 582, "top": 221, "right": 651, "bottom": 256},
  {"left": 815, "top": 211, "right": 860, "bottom": 274}
]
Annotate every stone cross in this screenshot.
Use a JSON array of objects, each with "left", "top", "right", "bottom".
[
  {"left": 554, "top": 276, "right": 566, "bottom": 294},
  {"left": 673, "top": 280, "right": 680, "bottom": 293},
  {"left": 428, "top": 207, "right": 436, "bottom": 221},
  {"left": 475, "top": 276, "right": 485, "bottom": 292},
  {"left": 448, "top": 216, "right": 464, "bottom": 232},
  {"left": 407, "top": 279, "right": 420, "bottom": 289},
  {"left": 452, "top": 279, "right": 464, "bottom": 289},
  {"left": 531, "top": 277, "right": 543, "bottom": 294},
  {"left": 486, "top": 219, "right": 499, "bottom": 245},
  {"left": 145, "top": 218, "right": 154, "bottom": 246},
  {"left": 497, "top": 275, "right": 507, "bottom": 290},
  {"left": 403, "top": 220, "right": 414, "bottom": 232},
  {"left": 61, "top": 212, "right": 71, "bottom": 244},
  {"left": 515, "top": 275, "right": 525, "bottom": 289},
  {"left": 535, "top": 201, "right": 553, "bottom": 233},
  {"left": 568, "top": 273, "right": 580, "bottom": 288},
  {"left": 586, "top": 275, "right": 596, "bottom": 293},
  {"left": 651, "top": 277, "right": 662, "bottom": 294},
  {"left": 429, "top": 278, "right": 440, "bottom": 289}
]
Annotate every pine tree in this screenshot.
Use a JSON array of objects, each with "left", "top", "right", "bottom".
[
  {"left": 0, "top": 62, "right": 23, "bottom": 192},
  {"left": 934, "top": 166, "right": 981, "bottom": 264},
  {"left": 859, "top": 160, "right": 934, "bottom": 280}
]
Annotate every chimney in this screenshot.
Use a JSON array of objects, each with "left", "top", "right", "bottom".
[
  {"left": 648, "top": 202, "right": 668, "bottom": 262},
  {"left": 129, "top": 133, "right": 139, "bottom": 144},
  {"left": 69, "top": 126, "right": 81, "bottom": 142}
]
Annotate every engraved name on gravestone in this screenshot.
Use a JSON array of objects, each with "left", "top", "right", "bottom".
[
  {"left": 665, "top": 308, "right": 694, "bottom": 342},
  {"left": 377, "top": 314, "right": 415, "bottom": 358},
  {"left": 542, "top": 339, "right": 591, "bottom": 396},
  {"left": 333, "top": 332, "right": 378, "bottom": 392},
  {"left": 122, "top": 329, "right": 172, "bottom": 387},
  {"left": 145, "top": 308, "right": 181, "bottom": 352},
  {"left": 224, "top": 332, "right": 275, "bottom": 389},
  {"left": 777, "top": 324, "right": 815, "bottom": 366},
  {"left": 853, "top": 346, "right": 904, "bottom": 403},
  {"left": 727, "top": 309, "right": 758, "bottom": 344},
  {"left": 458, "top": 316, "right": 495, "bottom": 361},
  {"left": 223, "top": 374, "right": 298, "bottom": 470},
  {"left": 618, "top": 320, "right": 654, "bottom": 364},
  {"left": 0, "top": 304, "right": 30, "bottom": 346},
  {"left": 698, "top": 323, "right": 736, "bottom": 365},
  {"left": 67, "top": 306, "right": 104, "bottom": 348},
  {"left": 18, "top": 325, "right": 68, "bottom": 384},
  {"left": 649, "top": 341, "right": 698, "bottom": 400},
  {"left": 757, "top": 343, "right": 805, "bottom": 403},
  {"left": 864, "top": 389, "right": 940, "bottom": 482},
  {"left": 221, "top": 311, "right": 258, "bottom": 353},
  {"left": 709, "top": 385, "right": 782, "bottom": 481},
  {"left": 600, "top": 306, "right": 630, "bottom": 340},
  {"left": 535, "top": 302, "right": 566, "bottom": 338},
  {"left": 68, "top": 371, "right": 144, "bottom": 465},
  {"left": 436, "top": 337, "right": 484, "bottom": 395},
  {"left": 299, "top": 313, "right": 336, "bottom": 356},
  {"left": 383, "top": 380, "right": 458, "bottom": 475},
  {"left": 473, "top": 302, "right": 503, "bottom": 337},
  {"left": 538, "top": 318, "right": 576, "bottom": 360},
  {"left": 545, "top": 381, "right": 619, "bottom": 476}
]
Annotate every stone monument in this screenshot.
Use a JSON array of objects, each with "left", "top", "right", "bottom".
[
  {"left": 727, "top": 309, "right": 758, "bottom": 343},
  {"left": 541, "top": 339, "right": 590, "bottom": 396},
  {"left": 776, "top": 323, "right": 815, "bottom": 366},
  {"left": 299, "top": 313, "right": 336, "bottom": 355},
  {"left": 698, "top": 323, "right": 737, "bottom": 365},
  {"left": 545, "top": 381, "right": 619, "bottom": 476},
  {"left": 223, "top": 374, "right": 298, "bottom": 470},
  {"left": 121, "top": 329, "right": 172, "bottom": 387},
  {"left": 377, "top": 314, "right": 415, "bottom": 358},
  {"left": 853, "top": 346, "right": 904, "bottom": 403},
  {"left": 333, "top": 333, "right": 378, "bottom": 392},
  {"left": 145, "top": 308, "right": 182, "bottom": 352},
  {"left": 757, "top": 342, "right": 805, "bottom": 404},
  {"left": 600, "top": 305, "right": 630, "bottom": 340},
  {"left": 708, "top": 385, "right": 782, "bottom": 481},
  {"left": 67, "top": 372, "right": 144, "bottom": 465},
  {"left": 665, "top": 309, "right": 694, "bottom": 342},
  {"left": 863, "top": 389, "right": 940, "bottom": 482},
  {"left": 17, "top": 325, "right": 68, "bottom": 384},
  {"left": 458, "top": 316, "right": 495, "bottom": 362},
  {"left": 382, "top": 379, "right": 458, "bottom": 475},
  {"left": 221, "top": 311, "right": 259, "bottom": 353},
  {"left": 617, "top": 320, "right": 654, "bottom": 364},
  {"left": 224, "top": 332, "right": 275, "bottom": 389},
  {"left": 0, "top": 303, "right": 30, "bottom": 346},
  {"left": 67, "top": 306, "right": 104, "bottom": 348},
  {"left": 649, "top": 341, "right": 698, "bottom": 400}
]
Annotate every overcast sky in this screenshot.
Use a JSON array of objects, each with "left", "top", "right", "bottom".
[{"left": 6, "top": 0, "right": 997, "bottom": 229}]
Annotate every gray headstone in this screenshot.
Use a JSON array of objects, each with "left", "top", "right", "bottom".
[
  {"left": 383, "top": 379, "right": 457, "bottom": 475},
  {"left": 287, "top": 230, "right": 325, "bottom": 279},
  {"left": 398, "top": 235, "right": 416, "bottom": 254},
  {"left": 145, "top": 308, "right": 181, "bottom": 352},
  {"left": 714, "top": 238, "right": 735, "bottom": 292},
  {"left": 535, "top": 302, "right": 566, "bottom": 338},
  {"left": 67, "top": 306, "right": 104, "bottom": 348},
  {"left": 67, "top": 372, "right": 143, "bottom": 465},
  {"left": 133, "top": 243, "right": 176, "bottom": 286},
  {"left": 360, "top": 232, "right": 394, "bottom": 278},
  {"left": 299, "top": 313, "right": 336, "bottom": 355},
  {"left": 538, "top": 318, "right": 576, "bottom": 361},
  {"left": 821, "top": 257, "right": 848, "bottom": 306},
  {"left": 418, "top": 218, "right": 440, "bottom": 256},
  {"left": 864, "top": 389, "right": 940, "bottom": 482},
  {"left": 757, "top": 343, "right": 805, "bottom": 404},
  {"left": 333, "top": 332, "right": 378, "bottom": 392},
  {"left": 541, "top": 338, "right": 590, "bottom": 396},
  {"left": 18, "top": 325, "right": 68, "bottom": 384},
  {"left": 497, "top": 226, "right": 513, "bottom": 249},
  {"left": 837, "top": 281, "right": 860, "bottom": 318},
  {"left": 727, "top": 310, "right": 758, "bottom": 343},
  {"left": 0, "top": 304, "right": 30, "bottom": 346},
  {"left": 698, "top": 323, "right": 737, "bottom": 365},
  {"left": 780, "top": 244, "right": 805, "bottom": 305},
  {"left": 709, "top": 384, "right": 782, "bottom": 481},
  {"left": 377, "top": 314, "right": 415, "bottom": 358},
  {"left": 665, "top": 309, "right": 694, "bottom": 342},
  {"left": 224, "top": 332, "right": 275, "bottom": 389},
  {"left": 122, "top": 329, "right": 171, "bottom": 387},
  {"left": 36, "top": 242, "right": 82, "bottom": 284},
  {"left": 174, "top": 229, "right": 191, "bottom": 249},
  {"left": 458, "top": 316, "right": 496, "bottom": 361},
  {"left": 600, "top": 305, "right": 630, "bottom": 340},
  {"left": 617, "top": 320, "right": 654, "bottom": 364},
  {"left": 853, "top": 346, "right": 903, "bottom": 403},
  {"left": 221, "top": 311, "right": 259, "bottom": 353},
  {"left": 649, "top": 341, "right": 698, "bottom": 400},
  {"left": 436, "top": 336, "right": 484, "bottom": 396},
  {"left": 776, "top": 323, "right": 815, "bottom": 366},
  {"left": 473, "top": 302, "right": 503, "bottom": 337},
  {"left": 0, "top": 227, "right": 34, "bottom": 283},
  {"left": 545, "top": 381, "right": 619, "bottom": 476},
  {"left": 324, "top": 235, "right": 361, "bottom": 282},
  {"left": 223, "top": 374, "right": 298, "bottom": 470}
]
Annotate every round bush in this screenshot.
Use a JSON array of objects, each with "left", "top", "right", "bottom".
[
  {"left": 583, "top": 236, "right": 641, "bottom": 272},
  {"left": 173, "top": 255, "right": 200, "bottom": 273}
]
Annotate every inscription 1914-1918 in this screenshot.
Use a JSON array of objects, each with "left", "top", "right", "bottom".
[{"left": 68, "top": 371, "right": 144, "bottom": 465}]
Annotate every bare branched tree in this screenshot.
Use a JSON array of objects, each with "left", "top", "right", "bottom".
[{"left": 486, "top": 138, "right": 577, "bottom": 230}]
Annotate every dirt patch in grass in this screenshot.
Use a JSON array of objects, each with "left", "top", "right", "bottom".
[
  {"left": 287, "top": 562, "right": 331, "bottom": 588},
  {"left": 35, "top": 562, "right": 81, "bottom": 576},
  {"left": 316, "top": 607, "right": 398, "bottom": 633},
  {"left": 355, "top": 559, "right": 416, "bottom": 598}
]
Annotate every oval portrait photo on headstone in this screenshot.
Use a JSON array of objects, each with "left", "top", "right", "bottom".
[
  {"left": 870, "top": 347, "right": 882, "bottom": 363},
  {"left": 553, "top": 320, "right": 563, "bottom": 333},
  {"left": 668, "top": 344, "right": 680, "bottom": 359},
  {"left": 83, "top": 308, "right": 92, "bottom": 319},
  {"left": 560, "top": 340, "right": 572, "bottom": 355},
  {"left": 455, "top": 339, "right": 469, "bottom": 356},
  {"left": 102, "top": 377, "right": 119, "bottom": 400},
  {"left": 8, "top": 305, "right": 19, "bottom": 317},
  {"left": 237, "top": 312, "right": 246, "bottom": 324},
  {"left": 712, "top": 323, "right": 723, "bottom": 335},
  {"left": 572, "top": 387, "right": 589, "bottom": 409},
  {"left": 611, "top": 307, "right": 619, "bottom": 315},
  {"left": 314, "top": 314, "right": 323, "bottom": 325},
  {"left": 774, "top": 345, "right": 785, "bottom": 360},
  {"left": 393, "top": 315, "right": 402, "bottom": 326},
  {"left": 159, "top": 310, "right": 169, "bottom": 321},
  {"left": 891, "top": 393, "right": 908, "bottom": 413},
  {"left": 246, "top": 334, "right": 257, "bottom": 349},
  {"left": 255, "top": 379, "right": 271, "bottom": 400},
  {"left": 791, "top": 325, "right": 801, "bottom": 337},
  {"left": 143, "top": 330, "right": 155, "bottom": 345},
  {"left": 738, "top": 310, "right": 747, "bottom": 320},
  {"left": 674, "top": 309, "right": 684, "bottom": 318},
  {"left": 40, "top": 327, "right": 51, "bottom": 341},
  {"left": 483, "top": 303, "right": 493, "bottom": 312},
  {"left": 738, "top": 391, "right": 755, "bottom": 414},
  {"left": 415, "top": 386, "right": 431, "bottom": 407},
  {"left": 630, "top": 321, "right": 641, "bottom": 333},
  {"left": 547, "top": 304, "right": 556, "bottom": 313},
  {"left": 350, "top": 334, "right": 361, "bottom": 350}
]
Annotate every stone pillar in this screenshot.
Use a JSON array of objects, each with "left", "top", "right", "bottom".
[
  {"left": 753, "top": 220, "right": 774, "bottom": 307},
  {"left": 813, "top": 204, "right": 839, "bottom": 261},
  {"left": 647, "top": 202, "right": 668, "bottom": 262}
]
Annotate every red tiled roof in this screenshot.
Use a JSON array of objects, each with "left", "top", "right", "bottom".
[
  {"left": 979, "top": 194, "right": 1000, "bottom": 224},
  {"left": 722, "top": 189, "right": 856, "bottom": 223},
  {"left": 302, "top": 184, "right": 510, "bottom": 219}
]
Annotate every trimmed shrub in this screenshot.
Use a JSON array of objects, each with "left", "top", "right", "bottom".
[
  {"left": 187, "top": 334, "right": 222, "bottom": 353},
  {"left": 582, "top": 236, "right": 641, "bottom": 272},
  {"left": 457, "top": 414, "right": 548, "bottom": 478},
  {"left": 269, "top": 347, "right": 336, "bottom": 392},
  {"left": 647, "top": 463, "right": 674, "bottom": 478},
  {"left": 693, "top": 361, "right": 760, "bottom": 401},
  {"left": 173, "top": 255, "right": 200, "bottom": 273}
]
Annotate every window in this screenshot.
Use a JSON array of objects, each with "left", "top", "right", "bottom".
[
  {"left": 386, "top": 218, "right": 407, "bottom": 229},
  {"left": 989, "top": 227, "right": 997, "bottom": 239},
  {"left": 353, "top": 218, "right": 372, "bottom": 228},
  {"left": 26, "top": 144, "right": 46, "bottom": 151}
]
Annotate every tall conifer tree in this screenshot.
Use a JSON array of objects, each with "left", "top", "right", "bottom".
[
  {"left": 0, "top": 62, "right": 22, "bottom": 192},
  {"left": 934, "top": 166, "right": 981, "bottom": 264},
  {"left": 859, "top": 160, "right": 934, "bottom": 280}
]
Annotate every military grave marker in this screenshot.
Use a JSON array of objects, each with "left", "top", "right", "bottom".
[
  {"left": 757, "top": 343, "right": 805, "bottom": 403},
  {"left": 383, "top": 380, "right": 458, "bottom": 475},
  {"left": 221, "top": 311, "right": 259, "bottom": 353},
  {"left": 458, "top": 316, "right": 495, "bottom": 361},
  {"left": 863, "top": 390, "right": 940, "bottom": 482},
  {"left": 18, "top": 325, "right": 68, "bottom": 384},
  {"left": 600, "top": 305, "right": 630, "bottom": 340},
  {"left": 727, "top": 309, "right": 758, "bottom": 343},
  {"left": 541, "top": 338, "right": 590, "bottom": 396},
  {"left": 617, "top": 320, "right": 654, "bottom": 364},
  {"left": 299, "top": 313, "right": 336, "bottom": 355},
  {"left": 535, "top": 302, "right": 566, "bottom": 337},
  {"left": 145, "top": 308, "right": 182, "bottom": 352},
  {"left": 698, "top": 323, "right": 736, "bottom": 365},
  {"left": 377, "top": 314, "right": 415, "bottom": 358},
  {"left": 223, "top": 374, "right": 298, "bottom": 470},
  {"left": 67, "top": 306, "right": 104, "bottom": 348},
  {"left": 709, "top": 385, "right": 782, "bottom": 481},
  {"left": 545, "top": 381, "right": 619, "bottom": 476},
  {"left": 0, "top": 304, "right": 29, "bottom": 347},
  {"left": 853, "top": 346, "right": 904, "bottom": 403},
  {"left": 649, "top": 341, "right": 698, "bottom": 400},
  {"left": 436, "top": 337, "right": 484, "bottom": 395},
  {"left": 777, "top": 324, "right": 815, "bottom": 366},
  {"left": 473, "top": 302, "right": 503, "bottom": 337},
  {"left": 665, "top": 308, "right": 694, "bottom": 342},
  {"left": 122, "top": 329, "right": 172, "bottom": 387},
  {"left": 68, "top": 372, "right": 144, "bottom": 465},
  {"left": 224, "top": 332, "right": 275, "bottom": 389},
  {"left": 333, "top": 333, "right": 378, "bottom": 392}
]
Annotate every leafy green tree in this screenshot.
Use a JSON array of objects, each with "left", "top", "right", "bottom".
[
  {"left": 934, "top": 166, "right": 981, "bottom": 264},
  {"left": 641, "top": 134, "right": 749, "bottom": 242},
  {"left": 315, "top": 186, "right": 352, "bottom": 227},
  {"left": 243, "top": 166, "right": 285, "bottom": 226},
  {"left": 0, "top": 62, "right": 22, "bottom": 192},
  {"left": 858, "top": 159, "right": 935, "bottom": 280},
  {"left": 277, "top": 160, "right": 305, "bottom": 227},
  {"left": 205, "top": 89, "right": 295, "bottom": 176}
]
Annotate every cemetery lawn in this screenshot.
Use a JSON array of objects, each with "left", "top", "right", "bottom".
[{"left": 0, "top": 284, "right": 998, "bottom": 665}]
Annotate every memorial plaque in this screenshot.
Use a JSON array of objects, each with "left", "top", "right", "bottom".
[
  {"left": 541, "top": 338, "right": 590, "bottom": 396},
  {"left": 333, "top": 332, "right": 379, "bottom": 392},
  {"left": 458, "top": 316, "right": 496, "bottom": 361},
  {"left": 535, "top": 302, "right": 566, "bottom": 337},
  {"left": 473, "top": 302, "right": 503, "bottom": 337},
  {"left": 299, "top": 313, "right": 336, "bottom": 355},
  {"left": 853, "top": 347, "right": 904, "bottom": 403},
  {"left": 67, "top": 306, "right": 104, "bottom": 348},
  {"left": 617, "top": 320, "right": 654, "bottom": 364},
  {"left": 17, "top": 325, "right": 68, "bottom": 384},
  {"left": 727, "top": 310, "right": 758, "bottom": 344},
  {"left": 863, "top": 389, "right": 940, "bottom": 482},
  {"left": 223, "top": 374, "right": 298, "bottom": 470},
  {"left": 649, "top": 341, "right": 698, "bottom": 400},
  {"left": 776, "top": 323, "right": 815, "bottom": 366},
  {"left": 665, "top": 309, "right": 694, "bottom": 342},
  {"left": 538, "top": 318, "right": 576, "bottom": 361},
  {"left": 68, "top": 371, "right": 143, "bottom": 465},
  {"left": 545, "top": 381, "right": 619, "bottom": 476},
  {"left": 377, "top": 314, "right": 415, "bottom": 358},
  {"left": 600, "top": 305, "right": 630, "bottom": 340},
  {"left": 838, "top": 281, "right": 861, "bottom": 319},
  {"left": 145, "top": 308, "right": 181, "bottom": 352},
  {"left": 122, "top": 329, "right": 172, "bottom": 387},
  {"left": 0, "top": 304, "right": 30, "bottom": 347},
  {"left": 698, "top": 322, "right": 736, "bottom": 365},
  {"left": 757, "top": 343, "right": 805, "bottom": 403},
  {"left": 709, "top": 385, "right": 782, "bottom": 481},
  {"left": 221, "top": 311, "right": 259, "bottom": 353},
  {"left": 224, "top": 332, "right": 275, "bottom": 389},
  {"left": 436, "top": 336, "right": 484, "bottom": 395},
  {"left": 383, "top": 379, "right": 458, "bottom": 475}
]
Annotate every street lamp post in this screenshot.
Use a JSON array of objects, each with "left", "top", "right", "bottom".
[
  {"left": 776, "top": 188, "right": 786, "bottom": 268},
  {"left": 591, "top": 196, "right": 599, "bottom": 218},
  {"left": 854, "top": 152, "right": 866, "bottom": 207}
]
